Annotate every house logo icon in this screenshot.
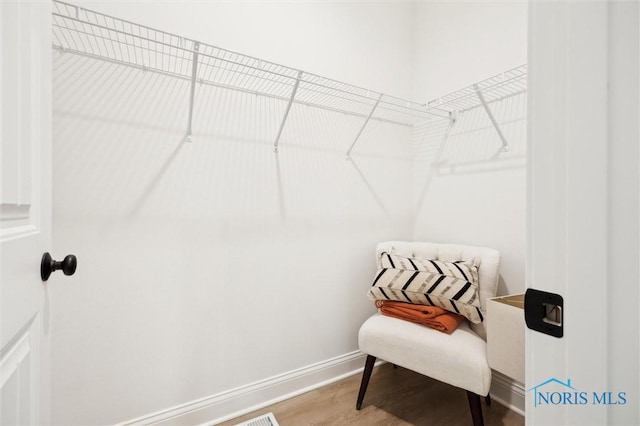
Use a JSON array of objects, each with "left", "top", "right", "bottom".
[
  {"left": 527, "top": 378, "right": 579, "bottom": 407},
  {"left": 527, "top": 378, "right": 627, "bottom": 407}
]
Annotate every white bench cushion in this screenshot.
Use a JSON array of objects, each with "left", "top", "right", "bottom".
[{"left": 359, "top": 312, "right": 492, "bottom": 395}]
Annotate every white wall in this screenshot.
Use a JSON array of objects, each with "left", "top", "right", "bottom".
[
  {"left": 51, "top": 1, "right": 529, "bottom": 424},
  {"left": 412, "top": 1, "right": 528, "bottom": 101},
  {"left": 411, "top": 1, "right": 527, "bottom": 296},
  {"left": 51, "top": 2, "right": 415, "bottom": 424}
]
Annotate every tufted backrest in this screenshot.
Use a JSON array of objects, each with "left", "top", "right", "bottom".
[{"left": 376, "top": 241, "right": 501, "bottom": 339}]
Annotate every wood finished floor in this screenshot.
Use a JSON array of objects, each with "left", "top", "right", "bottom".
[{"left": 217, "top": 363, "right": 524, "bottom": 426}]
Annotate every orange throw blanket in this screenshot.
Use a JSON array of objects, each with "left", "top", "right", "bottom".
[{"left": 375, "top": 300, "right": 464, "bottom": 334}]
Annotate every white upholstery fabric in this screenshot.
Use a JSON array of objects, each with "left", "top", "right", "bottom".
[
  {"left": 359, "top": 241, "right": 501, "bottom": 396},
  {"left": 359, "top": 313, "right": 491, "bottom": 395}
]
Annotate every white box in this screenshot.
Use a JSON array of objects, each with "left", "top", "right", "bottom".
[{"left": 487, "top": 294, "right": 525, "bottom": 384}]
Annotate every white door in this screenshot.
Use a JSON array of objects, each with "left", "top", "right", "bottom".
[
  {"left": 527, "top": 1, "right": 639, "bottom": 425},
  {"left": 1, "top": 0, "right": 53, "bottom": 424}
]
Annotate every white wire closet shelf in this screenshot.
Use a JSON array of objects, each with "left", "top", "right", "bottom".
[
  {"left": 425, "top": 65, "right": 527, "bottom": 153},
  {"left": 426, "top": 65, "right": 527, "bottom": 115},
  {"left": 52, "top": 0, "right": 444, "bottom": 152}
]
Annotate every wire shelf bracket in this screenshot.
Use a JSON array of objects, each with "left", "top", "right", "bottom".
[
  {"left": 274, "top": 70, "right": 302, "bottom": 153},
  {"left": 431, "top": 110, "right": 458, "bottom": 171},
  {"left": 424, "top": 65, "right": 527, "bottom": 155},
  {"left": 474, "top": 84, "right": 509, "bottom": 152},
  {"left": 346, "top": 94, "right": 382, "bottom": 158},
  {"left": 415, "top": 110, "right": 458, "bottom": 213},
  {"left": 186, "top": 42, "right": 200, "bottom": 142},
  {"left": 426, "top": 65, "right": 527, "bottom": 115}
]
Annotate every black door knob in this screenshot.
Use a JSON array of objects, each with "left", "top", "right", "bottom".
[{"left": 41, "top": 252, "right": 77, "bottom": 281}]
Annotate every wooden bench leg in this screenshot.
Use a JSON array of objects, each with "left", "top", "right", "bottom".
[
  {"left": 356, "top": 355, "right": 376, "bottom": 410},
  {"left": 466, "top": 391, "right": 485, "bottom": 426}
]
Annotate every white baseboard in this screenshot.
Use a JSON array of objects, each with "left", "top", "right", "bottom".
[
  {"left": 489, "top": 370, "right": 525, "bottom": 416},
  {"left": 119, "top": 355, "right": 525, "bottom": 426},
  {"left": 118, "top": 351, "right": 368, "bottom": 426}
]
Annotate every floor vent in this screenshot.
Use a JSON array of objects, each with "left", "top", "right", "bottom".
[{"left": 233, "top": 412, "right": 280, "bottom": 426}]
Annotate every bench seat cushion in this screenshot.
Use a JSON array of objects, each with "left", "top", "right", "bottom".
[{"left": 358, "top": 312, "right": 492, "bottom": 396}]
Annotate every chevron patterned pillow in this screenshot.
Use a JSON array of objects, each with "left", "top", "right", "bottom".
[{"left": 367, "top": 252, "right": 484, "bottom": 323}]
